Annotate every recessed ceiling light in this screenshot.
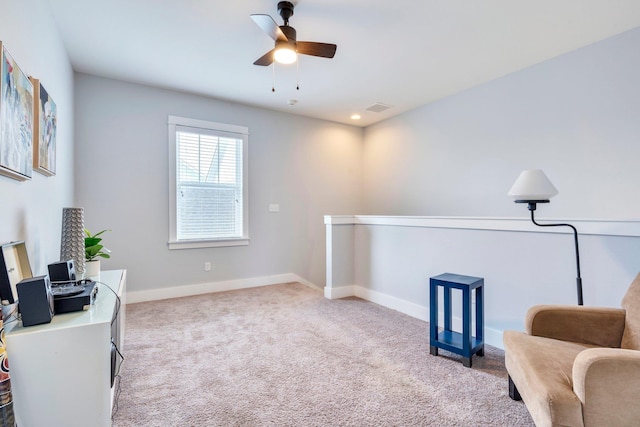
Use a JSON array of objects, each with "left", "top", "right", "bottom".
[{"left": 350, "top": 114, "right": 361, "bottom": 120}]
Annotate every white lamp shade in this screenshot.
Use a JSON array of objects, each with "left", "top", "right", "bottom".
[{"left": 508, "top": 169, "right": 559, "bottom": 201}]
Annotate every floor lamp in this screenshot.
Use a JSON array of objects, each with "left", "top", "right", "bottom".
[{"left": 508, "top": 169, "right": 583, "bottom": 305}]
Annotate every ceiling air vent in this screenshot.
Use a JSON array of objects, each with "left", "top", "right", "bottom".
[{"left": 365, "top": 103, "right": 393, "bottom": 113}]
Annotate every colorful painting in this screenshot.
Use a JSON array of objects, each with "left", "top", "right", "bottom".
[
  {"left": 31, "top": 77, "right": 56, "bottom": 176},
  {"left": 0, "top": 42, "right": 33, "bottom": 181}
]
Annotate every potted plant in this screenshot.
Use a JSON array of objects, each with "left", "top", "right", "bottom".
[{"left": 84, "top": 229, "right": 111, "bottom": 277}]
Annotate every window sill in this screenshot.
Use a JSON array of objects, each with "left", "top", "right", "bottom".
[{"left": 168, "top": 237, "right": 250, "bottom": 250}]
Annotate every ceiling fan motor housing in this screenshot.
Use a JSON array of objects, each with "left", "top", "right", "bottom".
[{"left": 280, "top": 25, "right": 297, "bottom": 43}]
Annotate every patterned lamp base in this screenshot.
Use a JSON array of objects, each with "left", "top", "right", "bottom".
[{"left": 60, "top": 207, "right": 85, "bottom": 277}]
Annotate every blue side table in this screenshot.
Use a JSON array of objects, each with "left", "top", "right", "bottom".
[{"left": 429, "top": 273, "right": 484, "bottom": 367}]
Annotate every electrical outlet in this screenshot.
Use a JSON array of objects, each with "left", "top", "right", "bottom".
[{"left": 204, "top": 262, "right": 211, "bottom": 271}]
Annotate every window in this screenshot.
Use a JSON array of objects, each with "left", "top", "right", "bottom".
[{"left": 168, "top": 116, "right": 248, "bottom": 249}]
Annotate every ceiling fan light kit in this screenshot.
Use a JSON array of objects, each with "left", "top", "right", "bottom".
[{"left": 274, "top": 40, "right": 297, "bottom": 64}]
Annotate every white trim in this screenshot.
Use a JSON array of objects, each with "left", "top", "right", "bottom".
[
  {"left": 168, "top": 237, "right": 250, "bottom": 250},
  {"left": 168, "top": 115, "right": 248, "bottom": 135},
  {"left": 354, "top": 285, "right": 429, "bottom": 321},
  {"left": 325, "top": 224, "right": 334, "bottom": 288},
  {"left": 485, "top": 327, "right": 505, "bottom": 350},
  {"left": 125, "top": 271, "right": 507, "bottom": 349},
  {"left": 324, "top": 285, "right": 356, "bottom": 299},
  {"left": 294, "top": 275, "right": 323, "bottom": 292},
  {"left": 168, "top": 116, "right": 249, "bottom": 249},
  {"left": 324, "top": 215, "right": 640, "bottom": 237},
  {"left": 125, "top": 273, "right": 320, "bottom": 304},
  {"left": 327, "top": 284, "right": 505, "bottom": 349},
  {"left": 322, "top": 214, "right": 639, "bottom": 350}
]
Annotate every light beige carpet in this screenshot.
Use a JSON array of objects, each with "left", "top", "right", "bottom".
[{"left": 112, "top": 283, "right": 534, "bottom": 426}]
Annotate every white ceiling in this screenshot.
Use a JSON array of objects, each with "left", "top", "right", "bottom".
[{"left": 47, "top": 0, "right": 640, "bottom": 127}]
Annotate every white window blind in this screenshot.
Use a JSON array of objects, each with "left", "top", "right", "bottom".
[{"left": 168, "top": 116, "right": 248, "bottom": 249}]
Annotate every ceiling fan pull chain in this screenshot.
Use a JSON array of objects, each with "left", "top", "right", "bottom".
[
  {"left": 272, "top": 62, "right": 276, "bottom": 92},
  {"left": 296, "top": 59, "right": 299, "bottom": 90}
]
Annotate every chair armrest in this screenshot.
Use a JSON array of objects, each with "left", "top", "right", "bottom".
[
  {"left": 573, "top": 348, "right": 640, "bottom": 426},
  {"left": 526, "top": 305, "right": 626, "bottom": 347}
]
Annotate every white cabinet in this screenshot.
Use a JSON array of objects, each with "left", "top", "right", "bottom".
[{"left": 5, "top": 270, "right": 126, "bottom": 427}]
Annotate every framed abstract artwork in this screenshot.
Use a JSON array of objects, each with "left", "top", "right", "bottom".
[
  {"left": 30, "top": 77, "right": 56, "bottom": 176},
  {"left": 0, "top": 41, "right": 33, "bottom": 181}
]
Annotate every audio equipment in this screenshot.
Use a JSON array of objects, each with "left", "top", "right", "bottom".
[
  {"left": 16, "top": 275, "right": 54, "bottom": 327},
  {"left": 51, "top": 285, "right": 84, "bottom": 297},
  {"left": 53, "top": 280, "right": 97, "bottom": 314},
  {"left": 48, "top": 260, "right": 76, "bottom": 283}
]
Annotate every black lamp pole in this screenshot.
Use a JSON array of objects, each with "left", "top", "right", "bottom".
[{"left": 518, "top": 201, "right": 584, "bottom": 306}]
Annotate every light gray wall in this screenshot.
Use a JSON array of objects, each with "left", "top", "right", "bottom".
[
  {"left": 8, "top": 1, "right": 636, "bottom": 300},
  {"left": 0, "top": 0, "right": 74, "bottom": 274},
  {"left": 325, "top": 217, "right": 639, "bottom": 349},
  {"left": 363, "top": 27, "right": 640, "bottom": 220},
  {"left": 354, "top": 27, "right": 640, "bottom": 340},
  {"left": 74, "top": 74, "right": 363, "bottom": 292},
  {"left": 351, "top": 223, "right": 639, "bottom": 344}
]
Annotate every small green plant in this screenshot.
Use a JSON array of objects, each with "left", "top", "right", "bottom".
[{"left": 84, "top": 229, "right": 112, "bottom": 262}]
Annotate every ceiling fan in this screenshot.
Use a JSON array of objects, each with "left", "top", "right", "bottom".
[{"left": 251, "top": 1, "right": 337, "bottom": 66}]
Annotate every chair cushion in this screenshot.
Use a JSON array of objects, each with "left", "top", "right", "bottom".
[
  {"left": 621, "top": 273, "right": 640, "bottom": 350},
  {"left": 504, "top": 330, "right": 594, "bottom": 427}
]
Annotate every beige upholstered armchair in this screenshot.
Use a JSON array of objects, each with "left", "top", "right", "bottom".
[{"left": 503, "top": 273, "right": 640, "bottom": 427}]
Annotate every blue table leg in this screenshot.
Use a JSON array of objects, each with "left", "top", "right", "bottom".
[
  {"left": 444, "top": 286, "right": 452, "bottom": 333},
  {"left": 462, "top": 286, "right": 471, "bottom": 367},
  {"left": 429, "top": 281, "right": 438, "bottom": 356},
  {"left": 476, "top": 286, "right": 484, "bottom": 357}
]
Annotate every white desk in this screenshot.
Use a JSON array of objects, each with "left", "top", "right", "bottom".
[{"left": 5, "top": 269, "right": 126, "bottom": 427}]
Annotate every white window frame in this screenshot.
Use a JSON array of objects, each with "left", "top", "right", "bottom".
[{"left": 168, "top": 115, "right": 249, "bottom": 249}]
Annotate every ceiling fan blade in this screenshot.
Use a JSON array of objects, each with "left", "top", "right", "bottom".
[
  {"left": 250, "top": 14, "right": 288, "bottom": 42},
  {"left": 296, "top": 42, "right": 337, "bottom": 58},
  {"left": 253, "top": 50, "right": 274, "bottom": 66}
]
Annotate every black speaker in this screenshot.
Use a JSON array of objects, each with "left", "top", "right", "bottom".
[
  {"left": 48, "top": 260, "right": 76, "bottom": 283},
  {"left": 17, "top": 275, "right": 54, "bottom": 327}
]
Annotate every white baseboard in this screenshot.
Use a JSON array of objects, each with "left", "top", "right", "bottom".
[
  {"left": 128, "top": 276, "right": 507, "bottom": 349},
  {"left": 126, "top": 273, "right": 321, "bottom": 304},
  {"left": 485, "top": 327, "right": 504, "bottom": 350},
  {"left": 324, "top": 285, "right": 356, "bottom": 299},
  {"left": 353, "top": 286, "right": 429, "bottom": 322},
  {"left": 294, "top": 275, "right": 323, "bottom": 292},
  {"left": 324, "top": 284, "right": 505, "bottom": 349}
]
